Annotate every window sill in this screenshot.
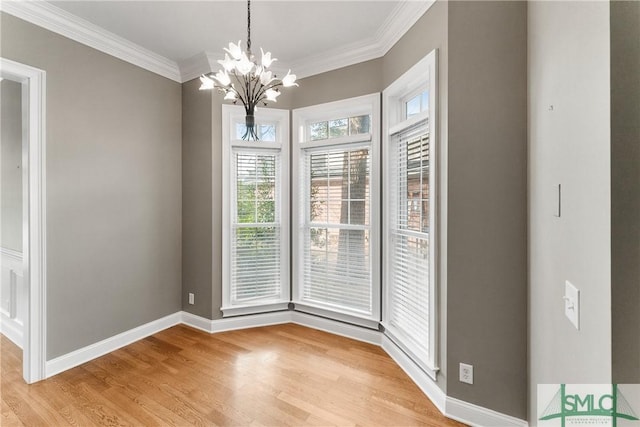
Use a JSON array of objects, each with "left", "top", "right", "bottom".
[
  {"left": 292, "top": 302, "right": 380, "bottom": 330},
  {"left": 221, "top": 301, "right": 290, "bottom": 318}
]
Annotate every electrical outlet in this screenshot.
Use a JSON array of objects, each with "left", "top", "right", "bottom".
[
  {"left": 459, "top": 363, "right": 473, "bottom": 385},
  {"left": 188, "top": 293, "right": 195, "bottom": 305}
]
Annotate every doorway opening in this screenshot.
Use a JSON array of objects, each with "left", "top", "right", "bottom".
[{"left": 0, "top": 57, "right": 46, "bottom": 383}]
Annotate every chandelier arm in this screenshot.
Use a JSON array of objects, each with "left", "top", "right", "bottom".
[
  {"left": 247, "top": 75, "right": 255, "bottom": 103},
  {"left": 251, "top": 77, "right": 262, "bottom": 105},
  {"left": 226, "top": 85, "right": 241, "bottom": 100},
  {"left": 254, "top": 80, "right": 283, "bottom": 101},
  {"left": 231, "top": 71, "right": 248, "bottom": 106},
  {"left": 243, "top": 73, "right": 253, "bottom": 113}
]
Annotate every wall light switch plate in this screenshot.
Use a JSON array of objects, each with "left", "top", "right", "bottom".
[{"left": 564, "top": 280, "right": 580, "bottom": 330}]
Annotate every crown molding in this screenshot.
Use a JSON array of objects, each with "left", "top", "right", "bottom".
[
  {"left": 289, "top": 36, "right": 385, "bottom": 79},
  {"left": 0, "top": 1, "right": 182, "bottom": 82},
  {"left": 1, "top": 0, "right": 436, "bottom": 83},
  {"left": 179, "top": 52, "right": 212, "bottom": 83},
  {"left": 376, "top": 0, "right": 436, "bottom": 53},
  {"left": 285, "top": 0, "right": 436, "bottom": 79},
  {"left": 166, "top": 0, "right": 437, "bottom": 81}
]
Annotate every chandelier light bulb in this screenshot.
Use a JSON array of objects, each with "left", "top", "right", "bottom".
[
  {"left": 259, "top": 70, "right": 273, "bottom": 86},
  {"left": 199, "top": 75, "right": 214, "bottom": 90},
  {"left": 261, "top": 48, "right": 276, "bottom": 68},
  {"left": 224, "top": 41, "right": 243, "bottom": 60},
  {"left": 218, "top": 54, "right": 235, "bottom": 72},
  {"left": 282, "top": 70, "right": 298, "bottom": 87},
  {"left": 265, "top": 88, "right": 280, "bottom": 102}
]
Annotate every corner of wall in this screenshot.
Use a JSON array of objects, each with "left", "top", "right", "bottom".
[{"left": 181, "top": 78, "right": 215, "bottom": 319}]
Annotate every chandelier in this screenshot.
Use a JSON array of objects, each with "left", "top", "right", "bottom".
[{"left": 199, "top": 0, "right": 298, "bottom": 140}]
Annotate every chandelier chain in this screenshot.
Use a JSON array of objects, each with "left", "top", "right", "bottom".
[{"left": 247, "top": 0, "right": 251, "bottom": 53}]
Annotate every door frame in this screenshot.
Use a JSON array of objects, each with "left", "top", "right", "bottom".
[{"left": 1, "top": 57, "right": 47, "bottom": 383}]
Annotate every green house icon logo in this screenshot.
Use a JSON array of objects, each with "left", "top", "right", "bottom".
[{"left": 540, "top": 384, "right": 639, "bottom": 426}]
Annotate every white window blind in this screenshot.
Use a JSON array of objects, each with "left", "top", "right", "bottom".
[
  {"left": 302, "top": 147, "right": 372, "bottom": 315},
  {"left": 231, "top": 151, "right": 281, "bottom": 304},
  {"left": 386, "top": 124, "right": 432, "bottom": 363}
]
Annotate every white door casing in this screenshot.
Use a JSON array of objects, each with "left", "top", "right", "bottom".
[{"left": 1, "top": 57, "right": 47, "bottom": 383}]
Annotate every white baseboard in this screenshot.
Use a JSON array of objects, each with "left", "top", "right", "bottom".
[
  {"left": 180, "top": 311, "right": 215, "bottom": 333},
  {"left": 0, "top": 315, "right": 23, "bottom": 349},
  {"left": 181, "top": 310, "right": 291, "bottom": 333},
  {"left": 381, "top": 334, "right": 447, "bottom": 413},
  {"left": 291, "top": 311, "right": 381, "bottom": 346},
  {"left": 181, "top": 310, "right": 381, "bottom": 346},
  {"left": 42, "top": 309, "right": 528, "bottom": 426},
  {"left": 211, "top": 310, "right": 291, "bottom": 333},
  {"left": 45, "top": 312, "right": 182, "bottom": 378},
  {"left": 445, "top": 396, "right": 528, "bottom": 427}
]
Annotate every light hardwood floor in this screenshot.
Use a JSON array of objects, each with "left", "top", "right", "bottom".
[{"left": 1, "top": 323, "right": 465, "bottom": 426}]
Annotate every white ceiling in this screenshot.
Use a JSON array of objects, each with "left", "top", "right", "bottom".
[
  {"left": 50, "top": 1, "right": 401, "bottom": 64},
  {"left": 2, "top": 1, "right": 432, "bottom": 81}
]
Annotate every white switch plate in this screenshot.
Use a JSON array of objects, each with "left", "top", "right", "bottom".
[
  {"left": 564, "top": 280, "right": 580, "bottom": 330},
  {"left": 188, "top": 293, "right": 195, "bottom": 305}
]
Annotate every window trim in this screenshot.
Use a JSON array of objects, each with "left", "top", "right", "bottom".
[
  {"left": 292, "top": 93, "right": 381, "bottom": 328},
  {"left": 221, "top": 105, "right": 290, "bottom": 317},
  {"left": 382, "top": 50, "right": 439, "bottom": 378}
]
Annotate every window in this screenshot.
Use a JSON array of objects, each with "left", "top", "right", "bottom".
[
  {"left": 293, "top": 94, "right": 380, "bottom": 328},
  {"left": 222, "top": 106, "right": 290, "bottom": 316},
  {"left": 383, "top": 50, "right": 439, "bottom": 378},
  {"left": 404, "top": 90, "right": 429, "bottom": 119}
]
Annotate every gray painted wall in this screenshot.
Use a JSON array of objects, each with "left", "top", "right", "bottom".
[
  {"left": 529, "top": 0, "right": 612, "bottom": 420},
  {"left": 1, "top": 13, "right": 183, "bottom": 359},
  {"left": 1, "top": 79, "right": 23, "bottom": 252},
  {"left": 291, "top": 58, "right": 382, "bottom": 109},
  {"left": 611, "top": 0, "right": 640, "bottom": 384},
  {"left": 182, "top": 79, "right": 214, "bottom": 318},
  {"left": 447, "top": 1, "right": 527, "bottom": 419}
]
